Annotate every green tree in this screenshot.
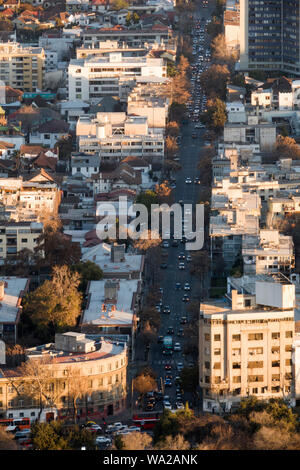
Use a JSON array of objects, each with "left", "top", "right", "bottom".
[
  {"left": 202, "top": 98, "right": 227, "bottom": 134},
  {"left": 72, "top": 260, "right": 103, "bottom": 292}
]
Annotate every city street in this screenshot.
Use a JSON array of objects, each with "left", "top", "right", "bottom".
[{"left": 135, "top": 0, "right": 215, "bottom": 413}]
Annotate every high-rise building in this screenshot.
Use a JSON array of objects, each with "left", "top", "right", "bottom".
[
  {"left": 240, "top": 0, "right": 300, "bottom": 75},
  {"left": 199, "top": 276, "right": 295, "bottom": 413}
]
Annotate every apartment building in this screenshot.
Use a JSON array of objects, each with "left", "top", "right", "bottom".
[
  {"left": 81, "top": 242, "right": 144, "bottom": 280},
  {"left": 199, "top": 277, "right": 295, "bottom": 413},
  {"left": 127, "top": 82, "right": 169, "bottom": 132},
  {"left": 0, "top": 221, "right": 44, "bottom": 259},
  {"left": 0, "top": 277, "right": 29, "bottom": 344},
  {"left": 242, "top": 229, "right": 295, "bottom": 275},
  {"left": 240, "top": 0, "right": 300, "bottom": 75},
  {"left": 76, "top": 113, "right": 164, "bottom": 163},
  {"left": 0, "top": 332, "right": 128, "bottom": 421},
  {"left": 0, "top": 172, "right": 61, "bottom": 223},
  {"left": 68, "top": 53, "right": 166, "bottom": 103},
  {"left": 81, "top": 25, "right": 172, "bottom": 49},
  {"left": 223, "top": 116, "right": 277, "bottom": 152},
  {"left": 81, "top": 278, "right": 141, "bottom": 359},
  {"left": 0, "top": 43, "right": 45, "bottom": 92}
]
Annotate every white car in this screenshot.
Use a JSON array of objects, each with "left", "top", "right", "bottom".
[
  {"left": 185, "top": 178, "right": 192, "bottom": 184},
  {"left": 127, "top": 426, "right": 141, "bottom": 433},
  {"left": 178, "top": 262, "right": 185, "bottom": 270},
  {"left": 177, "top": 363, "right": 184, "bottom": 371},
  {"left": 164, "top": 401, "right": 172, "bottom": 410},
  {"left": 95, "top": 436, "right": 111, "bottom": 444},
  {"left": 184, "top": 282, "right": 191, "bottom": 291},
  {"left": 174, "top": 343, "right": 181, "bottom": 351}
]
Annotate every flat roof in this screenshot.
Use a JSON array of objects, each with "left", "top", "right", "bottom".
[
  {"left": 0, "top": 277, "right": 29, "bottom": 324},
  {"left": 81, "top": 242, "right": 143, "bottom": 275},
  {"left": 82, "top": 278, "right": 139, "bottom": 326}
]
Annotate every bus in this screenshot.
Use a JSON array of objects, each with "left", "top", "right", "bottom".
[
  {"left": 132, "top": 412, "right": 163, "bottom": 430},
  {"left": 0, "top": 417, "right": 31, "bottom": 432}
]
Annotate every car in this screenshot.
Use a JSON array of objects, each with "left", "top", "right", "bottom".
[
  {"left": 175, "top": 376, "right": 182, "bottom": 384},
  {"left": 180, "top": 317, "right": 188, "bottom": 324},
  {"left": 147, "top": 396, "right": 156, "bottom": 404},
  {"left": 177, "top": 363, "right": 184, "bottom": 371},
  {"left": 163, "top": 401, "right": 172, "bottom": 410},
  {"left": 172, "top": 239, "right": 179, "bottom": 247},
  {"left": 85, "top": 423, "right": 102, "bottom": 434},
  {"left": 178, "top": 252, "right": 185, "bottom": 260},
  {"left": 163, "top": 349, "right": 173, "bottom": 356},
  {"left": 177, "top": 328, "right": 184, "bottom": 337},
  {"left": 160, "top": 263, "right": 168, "bottom": 269},
  {"left": 14, "top": 429, "right": 31, "bottom": 439},
  {"left": 162, "top": 240, "right": 170, "bottom": 248},
  {"left": 186, "top": 254, "right": 192, "bottom": 262},
  {"left": 95, "top": 436, "right": 112, "bottom": 444},
  {"left": 167, "top": 327, "right": 174, "bottom": 335},
  {"left": 164, "top": 364, "right": 172, "bottom": 370},
  {"left": 176, "top": 402, "right": 184, "bottom": 410},
  {"left": 162, "top": 305, "right": 171, "bottom": 314},
  {"left": 157, "top": 335, "right": 164, "bottom": 343},
  {"left": 185, "top": 177, "right": 192, "bottom": 184},
  {"left": 184, "top": 282, "right": 191, "bottom": 291},
  {"left": 127, "top": 426, "right": 141, "bottom": 433},
  {"left": 178, "top": 262, "right": 185, "bottom": 270},
  {"left": 182, "top": 294, "right": 190, "bottom": 302},
  {"left": 175, "top": 282, "right": 181, "bottom": 290},
  {"left": 184, "top": 207, "right": 192, "bottom": 216},
  {"left": 106, "top": 422, "right": 123, "bottom": 433},
  {"left": 174, "top": 343, "right": 181, "bottom": 352},
  {"left": 145, "top": 403, "right": 154, "bottom": 411},
  {"left": 18, "top": 437, "right": 33, "bottom": 449},
  {"left": 194, "top": 177, "right": 201, "bottom": 184},
  {"left": 164, "top": 379, "right": 172, "bottom": 387}
]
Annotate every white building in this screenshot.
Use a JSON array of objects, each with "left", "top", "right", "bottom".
[{"left": 68, "top": 53, "right": 166, "bottom": 103}]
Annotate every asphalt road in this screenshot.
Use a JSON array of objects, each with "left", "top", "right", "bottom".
[{"left": 144, "top": 0, "right": 215, "bottom": 411}]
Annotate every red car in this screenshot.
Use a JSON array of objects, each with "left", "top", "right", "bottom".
[{"left": 164, "top": 364, "right": 172, "bottom": 370}]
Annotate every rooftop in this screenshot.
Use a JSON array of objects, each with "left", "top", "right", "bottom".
[{"left": 0, "top": 277, "right": 29, "bottom": 324}]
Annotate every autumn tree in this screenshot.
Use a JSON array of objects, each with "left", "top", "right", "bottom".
[
  {"left": 0, "top": 427, "right": 18, "bottom": 450},
  {"left": 165, "top": 121, "right": 180, "bottom": 137},
  {"left": 165, "top": 135, "right": 178, "bottom": 159},
  {"left": 63, "top": 367, "right": 90, "bottom": 424},
  {"left": 200, "top": 64, "right": 230, "bottom": 100},
  {"left": 133, "top": 372, "right": 157, "bottom": 401},
  {"left": 274, "top": 134, "right": 300, "bottom": 160},
  {"left": 36, "top": 225, "right": 81, "bottom": 268},
  {"left": 23, "top": 265, "right": 82, "bottom": 341},
  {"left": 16, "top": 357, "right": 59, "bottom": 422},
  {"left": 211, "top": 33, "right": 238, "bottom": 69},
  {"left": 116, "top": 432, "right": 153, "bottom": 450},
  {"left": 155, "top": 434, "right": 190, "bottom": 450},
  {"left": 201, "top": 98, "right": 227, "bottom": 134}
]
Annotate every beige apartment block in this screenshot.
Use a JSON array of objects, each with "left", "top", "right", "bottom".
[
  {"left": 199, "top": 279, "right": 295, "bottom": 413},
  {"left": 0, "top": 332, "right": 128, "bottom": 422},
  {"left": 0, "top": 43, "right": 45, "bottom": 92}
]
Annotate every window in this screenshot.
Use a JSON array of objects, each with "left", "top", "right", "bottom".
[
  {"left": 233, "top": 376, "right": 241, "bottom": 383},
  {"left": 248, "top": 333, "right": 263, "bottom": 341},
  {"left": 21, "top": 238, "right": 28, "bottom": 243},
  {"left": 272, "top": 361, "right": 280, "bottom": 367},
  {"left": 205, "top": 361, "right": 210, "bottom": 369},
  {"left": 204, "top": 333, "right": 210, "bottom": 341},
  {"left": 272, "top": 332, "right": 280, "bottom": 339},
  {"left": 286, "top": 359, "right": 292, "bottom": 366},
  {"left": 213, "top": 363, "right": 221, "bottom": 369},
  {"left": 232, "top": 363, "right": 241, "bottom": 369},
  {"left": 248, "top": 375, "right": 264, "bottom": 382},
  {"left": 285, "top": 345, "right": 292, "bottom": 352},
  {"left": 232, "top": 334, "right": 241, "bottom": 341},
  {"left": 285, "top": 331, "right": 293, "bottom": 338},
  {"left": 248, "top": 361, "right": 263, "bottom": 368},
  {"left": 214, "top": 348, "right": 221, "bottom": 355},
  {"left": 214, "top": 334, "right": 221, "bottom": 341},
  {"left": 214, "top": 376, "right": 221, "bottom": 384}
]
